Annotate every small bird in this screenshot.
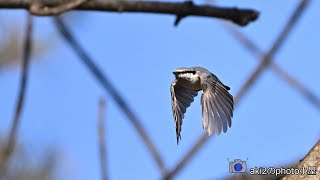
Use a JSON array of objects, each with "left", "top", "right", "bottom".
[{"left": 170, "top": 66, "right": 234, "bottom": 144}]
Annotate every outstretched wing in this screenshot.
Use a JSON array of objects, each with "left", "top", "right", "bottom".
[
  {"left": 170, "top": 80, "right": 198, "bottom": 144},
  {"left": 200, "top": 74, "right": 234, "bottom": 136}
]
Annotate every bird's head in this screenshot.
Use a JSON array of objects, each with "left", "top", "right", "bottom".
[{"left": 173, "top": 67, "right": 197, "bottom": 80}]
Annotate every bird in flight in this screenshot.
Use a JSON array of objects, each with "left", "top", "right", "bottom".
[{"left": 170, "top": 66, "right": 234, "bottom": 144}]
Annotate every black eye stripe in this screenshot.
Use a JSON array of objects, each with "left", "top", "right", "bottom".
[{"left": 182, "top": 71, "right": 196, "bottom": 74}]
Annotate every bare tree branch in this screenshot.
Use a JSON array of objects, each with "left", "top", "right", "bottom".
[
  {"left": 98, "top": 98, "right": 109, "bottom": 180},
  {"left": 281, "top": 140, "right": 320, "bottom": 179},
  {"left": 224, "top": 23, "right": 320, "bottom": 111},
  {"left": 0, "top": 14, "right": 33, "bottom": 171},
  {"left": 163, "top": 0, "right": 310, "bottom": 179},
  {"left": 234, "top": 0, "right": 310, "bottom": 105},
  {"left": 30, "top": 0, "right": 89, "bottom": 16},
  {"left": 53, "top": 16, "right": 167, "bottom": 175},
  {"left": 0, "top": 0, "right": 259, "bottom": 26}
]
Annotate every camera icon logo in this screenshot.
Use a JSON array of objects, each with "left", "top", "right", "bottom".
[{"left": 229, "top": 159, "right": 247, "bottom": 173}]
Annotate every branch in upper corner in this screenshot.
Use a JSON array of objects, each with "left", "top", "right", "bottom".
[
  {"left": 30, "top": 0, "right": 89, "bottom": 16},
  {"left": 1, "top": 0, "right": 259, "bottom": 26}
]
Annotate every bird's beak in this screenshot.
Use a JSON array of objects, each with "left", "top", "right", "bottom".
[{"left": 173, "top": 71, "right": 178, "bottom": 75}]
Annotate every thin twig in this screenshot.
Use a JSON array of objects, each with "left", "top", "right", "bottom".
[
  {"left": 234, "top": 0, "right": 310, "bottom": 105},
  {"left": 98, "top": 98, "right": 109, "bottom": 180},
  {"left": 0, "top": 14, "right": 33, "bottom": 171},
  {"left": 30, "top": 0, "right": 89, "bottom": 16},
  {"left": 53, "top": 17, "right": 167, "bottom": 175},
  {"left": 1, "top": 0, "right": 259, "bottom": 26},
  {"left": 223, "top": 23, "right": 320, "bottom": 110},
  {"left": 163, "top": 0, "right": 310, "bottom": 179}
]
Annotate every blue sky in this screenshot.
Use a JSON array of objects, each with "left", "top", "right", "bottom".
[{"left": 0, "top": 0, "right": 319, "bottom": 179}]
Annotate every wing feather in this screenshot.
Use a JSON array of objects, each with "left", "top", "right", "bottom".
[
  {"left": 171, "top": 80, "right": 198, "bottom": 144},
  {"left": 208, "top": 79, "right": 234, "bottom": 110},
  {"left": 211, "top": 96, "right": 225, "bottom": 134},
  {"left": 215, "top": 93, "right": 232, "bottom": 128},
  {"left": 200, "top": 75, "right": 234, "bottom": 135}
]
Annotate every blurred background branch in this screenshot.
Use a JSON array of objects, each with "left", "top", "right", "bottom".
[
  {"left": 0, "top": 13, "right": 33, "bottom": 172},
  {"left": 0, "top": 22, "right": 52, "bottom": 70},
  {"left": 0, "top": 137, "right": 59, "bottom": 180},
  {"left": 97, "top": 98, "right": 109, "bottom": 180},
  {"left": 53, "top": 16, "right": 167, "bottom": 175},
  {"left": 224, "top": 23, "right": 320, "bottom": 111},
  {"left": 234, "top": 0, "right": 309, "bottom": 105}
]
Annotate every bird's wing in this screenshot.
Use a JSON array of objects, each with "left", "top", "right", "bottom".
[
  {"left": 171, "top": 80, "right": 198, "bottom": 144},
  {"left": 200, "top": 74, "right": 234, "bottom": 136}
]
